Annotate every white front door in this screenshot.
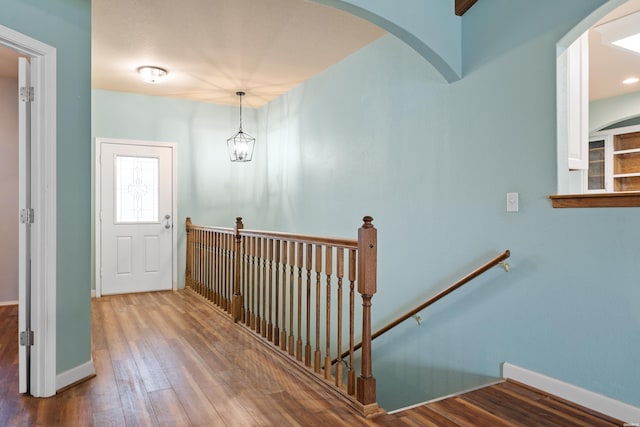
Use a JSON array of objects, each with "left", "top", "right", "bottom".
[{"left": 98, "top": 140, "right": 175, "bottom": 295}]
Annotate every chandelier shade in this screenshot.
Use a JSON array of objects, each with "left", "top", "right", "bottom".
[{"left": 227, "top": 91, "right": 255, "bottom": 162}]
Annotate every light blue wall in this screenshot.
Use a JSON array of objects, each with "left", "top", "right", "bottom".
[
  {"left": 0, "top": 0, "right": 92, "bottom": 374},
  {"left": 91, "top": 0, "right": 640, "bottom": 413}
]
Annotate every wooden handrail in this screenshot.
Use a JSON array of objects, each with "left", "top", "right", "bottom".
[
  {"left": 239, "top": 228, "right": 359, "bottom": 249},
  {"left": 185, "top": 216, "right": 381, "bottom": 417},
  {"left": 188, "top": 225, "right": 358, "bottom": 248},
  {"left": 335, "top": 249, "right": 510, "bottom": 363}
]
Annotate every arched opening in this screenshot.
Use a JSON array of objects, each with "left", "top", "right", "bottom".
[{"left": 556, "top": 0, "right": 640, "bottom": 196}]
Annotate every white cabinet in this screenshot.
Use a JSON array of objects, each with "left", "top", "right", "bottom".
[{"left": 561, "top": 32, "right": 589, "bottom": 171}]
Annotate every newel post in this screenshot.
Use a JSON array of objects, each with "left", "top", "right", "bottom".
[
  {"left": 232, "top": 217, "right": 244, "bottom": 322},
  {"left": 185, "top": 217, "right": 193, "bottom": 289},
  {"left": 357, "top": 216, "right": 377, "bottom": 407}
]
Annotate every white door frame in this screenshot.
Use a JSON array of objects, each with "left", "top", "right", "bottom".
[
  {"left": 95, "top": 138, "right": 178, "bottom": 297},
  {"left": 0, "top": 24, "right": 57, "bottom": 397}
]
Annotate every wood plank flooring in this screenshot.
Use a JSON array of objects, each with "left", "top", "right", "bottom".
[{"left": 0, "top": 290, "right": 627, "bottom": 426}]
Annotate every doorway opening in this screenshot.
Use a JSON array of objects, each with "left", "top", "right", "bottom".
[{"left": 0, "top": 23, "right": 57, "bottom": 397}]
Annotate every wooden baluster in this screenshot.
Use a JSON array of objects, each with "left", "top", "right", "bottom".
[
  {"left": 357, "top": 216, "right": 377, "bottom": 406},
  {"left": 304, "top": 243, "right": 312, "bottom": 367},
  {"left": 215, "top": 232, "right": 221, "bottom": 306},
  {"left": 190, "top": 225, "right": 195, "bottom": 290},
  {"left": 206, "top": 230, "right": 210, "bottom": 299},
  {"left": 266, "top": 238, "right": 273, "bottom": 341},
  {"left": 324, "top": 246, "right": 333, "bottom": 380},
  {"left": 314, "top": 244, "right": 322, "bottom": 373},
  {"left": 201, "top": 230, "right": 206, "bottom": 299},
  {"left": 244, "top": 236, "right": 250, "bottom": 325},
  {"left": 273, "top": 240, "right": 280, "bottom": 345},
  {"left": 280, "top": 240, "right": 288, "bottom": 351},
  {"left": 261, "top": 238, "right": 268, "bottom": 338},
  {"left": 222, "top": 233, "right": 228, "bottom": 312},
  {"left": 202, "top": 230, "right": 211, "bottom": 299},
  {"left": 347, "top": 248, "right": 356, "bottom": 396},
  {"left": 243, "top": 236, "right": 249, "bottom": 324},
  {"left": 224, "top": 233, "right": 228, "bottom": 305},
  {"left": 192, "top": 226, "right": 198, "bottom": 292},
  {"left": 335, "top": 247, "right": 344, "bottom": 388},
  {"left": 227, "top": 233, "right": 233, "bottom": 313},
  {"left": 222, "top": 233, "right": 227, "bottom": 307},
  {"left": 202, "top": 229, "right": 207, "bottom": 297},
  {"left": 196, "top": 228, "right": 202, "bottom": 295},
  {"left": 201, "top": 229, "right": 205, "bottom": 296},
  {"left": 214, "top": 232, "right": 219, "bottom": 302},
  {"left": 192, "top": 228, "right": 198, "bottom": 293},
  {"left": 214, "top": 232, "right": 219, "bottom": 305},
  {"left": 250, "top": 236, "right": 256, "bottom": 328},
  {"left": 288, "top": 241, "right": 295, "bottom": 355},
  {"left": 206, "top": 230, "right": 210, "bottom": 298},
  {"left": 255, "top": 237, "right": 262, "bottom": 335},
  {"left": 296, "top": 242, "right": 303, "bottom": 361},
  {"left": 212, "top": 232, "right": 217, "bottom": 302},
  {"left": 185, "top": 218, "right": 192, "bottom": 289},
  {"left": 218, "top": 233, "right": 224, "bottom": 308},
  {"left": 232, "top": 217, "right": 243, "bottom": 322}
]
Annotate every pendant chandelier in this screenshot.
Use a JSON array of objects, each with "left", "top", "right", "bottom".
[{"left": 227, "top": 91, "right": 255, "bottom": 162}]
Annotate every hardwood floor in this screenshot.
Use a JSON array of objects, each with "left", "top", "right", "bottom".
[{"left": 0, "top": 291, "right": 626, "bottom": 426}]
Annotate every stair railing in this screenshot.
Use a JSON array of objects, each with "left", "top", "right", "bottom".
[
  {"left": 334, "top": 250, "right": 511, "bottom": 364},
  {"left": 185, "top": 216, "right": 381, "bottom": 417}
]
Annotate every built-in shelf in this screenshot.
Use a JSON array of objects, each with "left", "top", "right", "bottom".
[{"left": 613, "top": 173, "right": 640, "bottom": 178}]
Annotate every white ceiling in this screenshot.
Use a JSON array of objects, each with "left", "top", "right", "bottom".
[
  {"left": 590, "top": 0, "right": 640, "bottom": 100},
  {"left": 2, "top": 1, "right": 640, "bottom": 105},
  {"left": 92, "top": 0, "right": 385, "bottom": 107},
  {"left": 0, "top": 46, "right": 19, "bottom": 78}
]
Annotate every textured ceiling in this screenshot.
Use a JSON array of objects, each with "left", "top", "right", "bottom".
[{"left": 91, "top": 0, "right": 385, "bottom": 107}]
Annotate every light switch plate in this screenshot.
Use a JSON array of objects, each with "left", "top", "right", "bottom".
[{"left": 506, "top": 192, "right": 519, "bottom": 212}]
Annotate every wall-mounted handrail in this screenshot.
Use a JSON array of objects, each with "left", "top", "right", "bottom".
[{"left": 334, "top": 249, "right": 510, "bottom": 363}]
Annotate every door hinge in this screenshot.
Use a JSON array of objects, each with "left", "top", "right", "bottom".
[
  {"left": 19, "top": 86, "right": 34, "bottom": 103},
  {"left": 19, "top": 329, "right": 34, "bottom": 346},
  {"left": 20, "top": 208, "right": 34, "bottom": 224}
]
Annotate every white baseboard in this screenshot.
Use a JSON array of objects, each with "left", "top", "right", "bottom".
[
  {"left": 91, "top": 289, "right": 96, "bottom": 298},
  {"left": 0, "top": 300, "right": 18, "bottom": 306},
  {"left": 56, "top": 359, "right": 95, "bottom": 391},
  {"left": 503, "top": 362, "right": 640, "bottom": 424}
]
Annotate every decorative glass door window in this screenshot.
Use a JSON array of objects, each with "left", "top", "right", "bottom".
[{"left": 115, "top": 156, "right": 159, "bottom": 223}]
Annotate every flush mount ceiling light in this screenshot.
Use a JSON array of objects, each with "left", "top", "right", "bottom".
[
  {"left": 595, "top": 11, "right": 640, "bottom": 55},
  {"left": 227, "top": 91, "right": 255, "bottom": 162},
  {"left": 137, "top": 66, "right": 168, "bottom": 83},
  {"left": 623, "top": 77, "right": 639, "bottom": 85}
]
